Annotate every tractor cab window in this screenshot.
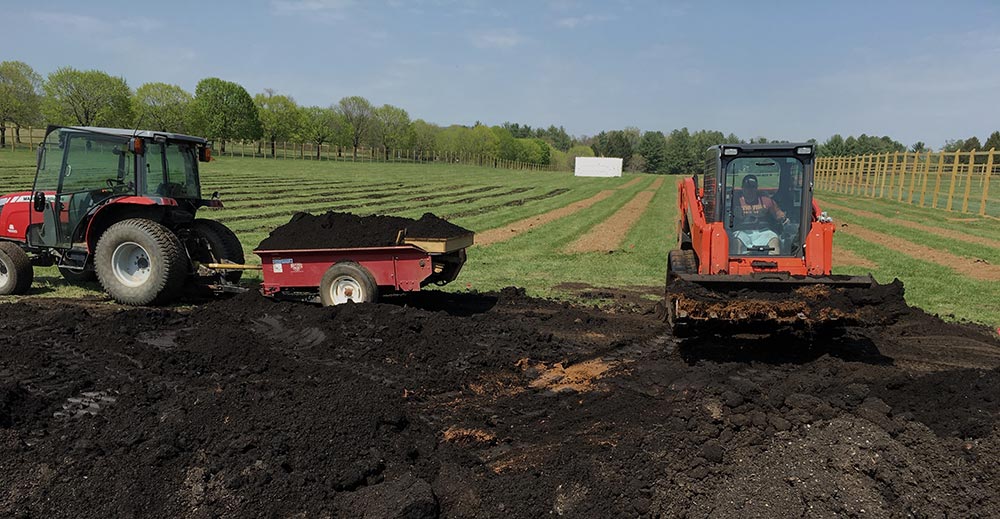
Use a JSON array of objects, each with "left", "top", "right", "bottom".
[
  {"left": 143, "top": 142, "right": 200, "bottom": 199},
  {"left": 723, "top": 157, "right": 805, "bottom": 257},
  {"left": 61, "top": 134, "right": 133, "bottom": 194}
]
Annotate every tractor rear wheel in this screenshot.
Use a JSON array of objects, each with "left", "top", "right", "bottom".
[
  {"left": 95, "top": 218, "right": 187, "bottom": 306},
  {"left": 189, "top": 219, "right": 245, "bottom": 283},
  {"left": 0, "top": 242, "right": 34, "bottom": 295},
  {"left": 319, "top": 262, "right": 378, "bottom": 306}
]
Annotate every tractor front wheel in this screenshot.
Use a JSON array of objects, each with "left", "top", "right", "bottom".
[
  {"left": 0, "top": 242, "right": 34, "bottom": 295},
  {"left": 319, "top": 262, "right": 378, "bottom": 306},
  {"left": 95, "top": 219, "right": 187, "bottom": 306}
]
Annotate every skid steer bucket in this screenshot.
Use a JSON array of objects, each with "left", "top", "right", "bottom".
[{"left": 662, "top": 273, "right": 905, "bottom": 337}]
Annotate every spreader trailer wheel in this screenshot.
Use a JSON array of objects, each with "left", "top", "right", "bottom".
[{"left": 319, "top": 262, "right": 378, "bottom": 306}]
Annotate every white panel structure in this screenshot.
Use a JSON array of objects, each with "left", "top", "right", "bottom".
[{"left": 574, "top": 157, "right": 623, "bottom": 177}]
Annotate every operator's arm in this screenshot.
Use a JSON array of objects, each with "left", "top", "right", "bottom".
[{"left": 763, "top": 197, "right": 787, "bottom": 222}]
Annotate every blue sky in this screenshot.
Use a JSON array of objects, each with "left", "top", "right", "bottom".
[{"left": 6, "top": 0, "right": 1000, "bottom": 148}]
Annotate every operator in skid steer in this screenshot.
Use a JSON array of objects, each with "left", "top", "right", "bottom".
[{"left": 730, "top": 174, "right": 788, "bottom": 256}]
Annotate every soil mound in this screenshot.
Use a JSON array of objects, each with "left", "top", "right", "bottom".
[
  {"left": 0, "top": 288, "right": 997, "bottom": 518},
  {"left": 257, "top": 211, "right": 471, "bottom": 250}
]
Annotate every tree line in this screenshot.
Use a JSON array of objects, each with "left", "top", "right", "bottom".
[{"left": 2, "top": 60, "right": 998, "bottom": 174}]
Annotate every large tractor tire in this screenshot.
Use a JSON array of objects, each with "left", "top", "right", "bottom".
[
  {"left": 189, "top": 219, "right": 245, "bottom": 283},
  {"left": 0, "top": 242, "right": 34, "bottom": 295},
  {"left": 59, "top": 267, "right": 97, "bottom": 284},
  {"left": 94, "top": 218, "right": 187, "bottom": 306},
  {"left": 319, "top": 262, "right": 378, "bottom": 306}
]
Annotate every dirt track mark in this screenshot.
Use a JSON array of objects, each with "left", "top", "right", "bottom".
[
  {"left": 824, "top": 201, "right": 1000, "bottom": 250},
  {"left": 833, "top": 247, "right": 878, "bottom": 269},
  {"left": 565, "top": 190, "right": 656, "bottom": 253},
  {"left": 837, "top": 223, "right": 1000, "bottom": 281},
  {"left": 619, "top": 177, "right": 644, "bottom": 189},
  {"left": 647, "top": 177, "right": 665, "bottom": 191},
  {"left": 476, "top": 190, "right": 616, "bottom": 246}
]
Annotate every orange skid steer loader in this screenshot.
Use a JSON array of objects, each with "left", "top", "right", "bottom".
[{"left": 663, "top": 143, "right": 897, "bottom": 337}]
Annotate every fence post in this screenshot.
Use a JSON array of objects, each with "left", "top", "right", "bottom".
[
  {"left": 861, "top": 153, "right": 877, "bottom": 196},
  {"left": 832, "top": 156, "right": 842, "bottom": 193},
  {"left": 918, "top": 151, "right": 931, "bottom": 206},
  {"left": 895, "top": 152, "right": 907, "bottom": 202},
  {"left": 881, "top": 152, "right": 895, "bottom": 198},
  {"left": 932, "top": 152, "right": 945, "bottom": 208},
  {"left": 851, "top": 155, "right": 868, "bottom": 195},
  {"left": 946, "top": 150, "right": 961, "bottom": 211},
  {"left": 980, "top": 149, "right": 995, "bottom": 216},
  {"left": 961, "top": 150, "right": 977, "bottom": 213}
]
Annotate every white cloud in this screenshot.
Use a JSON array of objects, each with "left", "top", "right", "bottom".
[
  {"left": 271, "top": 0, "right": 354, "bottom": 18},
  {"left": 470, "top": 29, "right": 524, "bottom": 49},
  {"left": 555, "top": 14, "right": 611, "bottom": 29},
  {"left": 30, "top": 12, "right": 162, "bottom": 34}
]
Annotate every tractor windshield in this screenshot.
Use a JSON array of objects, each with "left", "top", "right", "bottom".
[
  {"left": 141, "top": 142, "right": 200, "bottom": 199},
  {"left": 723, "top": 156, "right": 805, "bottom": 257}
]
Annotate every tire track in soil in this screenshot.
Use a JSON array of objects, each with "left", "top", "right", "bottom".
[
  {"left": 475, "top": 190, "right": 617, "bottom": 246},
  {"left": 836, "top": 222, "right": 1000, "bottom": 281},
  {"left": 564, "top": 190, "right": 656, "bottom": 253},
  {"left": 823, "top": 200, "right": 1000, "bottom": 250}
]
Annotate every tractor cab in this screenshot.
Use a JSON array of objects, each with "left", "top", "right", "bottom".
[{"left": 27, "top": 126, "right": 212, "bottom": 262}]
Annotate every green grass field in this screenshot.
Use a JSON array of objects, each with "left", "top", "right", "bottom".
[{"left": 1, "top": 148, "right": 997, "bottom": 326}]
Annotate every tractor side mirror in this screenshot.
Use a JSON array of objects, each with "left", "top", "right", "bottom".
[
  {"left": 199, "top": 146, "right": 212, "bottom": 162},
  {"left": 32, "top": 191, "right": 46, "bottom": 213}
]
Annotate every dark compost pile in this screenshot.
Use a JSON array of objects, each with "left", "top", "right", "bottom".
[
  {"left": 0, "top": 287, "right": 998, "bottom": 518},
  {"left": 257, "top": 212, "right": 472, "bottom": 251}
]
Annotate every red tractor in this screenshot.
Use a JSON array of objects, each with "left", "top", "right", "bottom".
[{"left": 0, "top": 126, "right": 244, "bottom": 305}]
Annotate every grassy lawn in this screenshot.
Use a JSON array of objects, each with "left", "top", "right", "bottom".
[{"left": 1, "top": 148, "right": 997, "bottom": 325}]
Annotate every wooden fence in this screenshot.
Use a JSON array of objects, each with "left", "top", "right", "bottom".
[
  {"left": 0, "top": 126, "right": 551, "bottom": 173},
  {"left": 815, "top": 150, "right": 999, "bottom": 218}
]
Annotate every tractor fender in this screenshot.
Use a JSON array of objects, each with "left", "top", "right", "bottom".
[{"left": 84, "top": 198, "right": 176, "bottom": 252}]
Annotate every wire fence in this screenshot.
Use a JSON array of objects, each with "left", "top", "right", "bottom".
[
  {"left": 0, "top": 126, "right": 552, "bottom": 172},
  {"left": 815, "top": 150, "right": 999, "bottom": 218}
]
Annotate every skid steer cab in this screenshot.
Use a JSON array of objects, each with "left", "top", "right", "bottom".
[{"left": 0, "top": 126, "right": 243, "bottom": 305}]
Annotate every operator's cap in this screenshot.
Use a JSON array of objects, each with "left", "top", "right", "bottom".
[{"left": 742, "top": 175, "right": 758, "bottom": 188}]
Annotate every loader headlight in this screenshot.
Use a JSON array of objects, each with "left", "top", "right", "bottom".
[
  {"left": 723, "top": 148, "right": 738, "bottom": 156},
  {"left": 796, "top": 146, "right": 812, "bottom": 155}
]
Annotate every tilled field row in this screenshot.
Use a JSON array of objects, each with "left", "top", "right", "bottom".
[
  {"left": 823, "top": 200, "right": 1000, "bottom": 250},
  {"left": 213, "top": 184, "right": 503, "bottom": 225},
  {"left": 226, "top": 186, "right": 545, "bottom": 234},
  {"left": 836, "top": 221, "right": 1000, "bottom": 281},
  {"left": 222, "top": 184, "right": 476, "bottom": 212},
  {"left": 564, "top": 177, "right": 665, "bottom": 253}
]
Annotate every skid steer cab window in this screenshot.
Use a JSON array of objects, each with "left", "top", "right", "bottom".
[
  {"left": 142, "top": 142, "right": 200, "bottom": 199},
  {"left": 723, "top": 157, "right": 804, "bottom": 257}
]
